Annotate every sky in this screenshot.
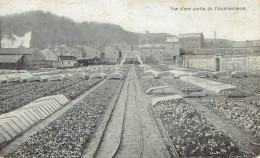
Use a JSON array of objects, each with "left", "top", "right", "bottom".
[{"left": 0, "top": 0, "right": 259, "bottom": 41}]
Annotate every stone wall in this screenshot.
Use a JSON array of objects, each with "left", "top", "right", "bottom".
[
  {"left": 184, "top": 55, "right": 260, "bottom": 74},
  {"left": 185, "top": 55, "right": 217, "bottom": 71},
  {"left": 220, "top": 56, "right": 260, "bottom": 73},
  {"left": 195, "top": 48, "right": 253, "bottom": 55}
]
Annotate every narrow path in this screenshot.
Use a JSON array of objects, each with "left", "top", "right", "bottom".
[
  {"left": 133, "top": 73, "right": 171, "bottom": 158},
  {"left": 93, "top": 71, "right": 130, "bottom": 158},
  {"left": 93, "top": 66, "right": 170, "bottom": 158},
  {"left": 115, "top": 75, "right": 143, "bottom": 158}
]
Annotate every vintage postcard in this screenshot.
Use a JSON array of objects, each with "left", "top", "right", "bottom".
[{"left": 0, "top": 0, "right": 259, "bottom": 157}]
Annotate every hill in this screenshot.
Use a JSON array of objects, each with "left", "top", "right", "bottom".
[{"left": 0, "top": 11, "right": 172, "bottom": 49}]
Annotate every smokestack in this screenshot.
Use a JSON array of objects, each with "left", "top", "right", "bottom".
[
  {"left": 214, "top": 31, "right": 216, "bottom": 43},
  {"left": 65, "top": 38, "right": 67, "bottom": 47}
]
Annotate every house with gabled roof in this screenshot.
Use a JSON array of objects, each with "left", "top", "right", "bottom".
[
  {"left": 103, "top": 46, "right": 122, "bottom": 64},
  {"left": 54, "top": 46, "right": 82, "bottom": 68},
  {"left": 83, "top": 47, "right": 100, "bottom": 59}
]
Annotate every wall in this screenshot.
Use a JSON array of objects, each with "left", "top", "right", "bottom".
[
  {"left": 24, "top": 50, "right": 46, "bottom": 68},
  {"left": 184, "top": 54, "right": 260, "bottom": 73},
  {"left": 57, "top": 60, "right": 77, "bottom": 68},
  {"left": 139, "top": 48, "right": 167, "bottom": 62},
  {"left": 220, "top": 55, "right": 260, "bottom": 72},
  {"left": 165, "top": 45, "right": 180, "bottom": 60},
  {"left": 25, "top": 61, "right": 59, "bottom": 69},
  {"left": 179, "top": 37, "right": 203, "bottom": 52},
  {"left": 195, "top": 48, "right": 253, "bottom": 55},
  {"left": 185, "top": 55, "right": 217, "bottom": 71}
]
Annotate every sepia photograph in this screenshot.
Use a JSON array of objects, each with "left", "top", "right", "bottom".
[{"left": 0, "top": 0, "right": 259, "bottom": 157}]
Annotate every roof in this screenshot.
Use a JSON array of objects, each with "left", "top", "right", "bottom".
[
  {"left": 246, "top": 40, "right": 260, "bottom": 47},
  {"left": 76, "top": 58, "right": 92, "bottom": 61},
  {"left": 0, "top": 55, "right": 23, "bottom": 63},
  {"left": 62, "top": 47, "right": 74, "bottom": 55},
  {"left": 166, "top": 36, "right": 178, "bottom": 43},
  {"left": 57, "top": 47, "right": 82, "bottom": 57},
  {"left": 139, "top": 44, "right": 166, "bottom": 49},
  {"left": 105, "top": 46, "right": 120, "bottom": 52},
  {"left": 232, "top": 41, "right": 247, "bottom": 47},
  {"left": 179, "top": 33, "right": 203, "bottom": 38},
  {"left": 41, "top": 49, "right": 58, "bottom": 61},
  {"left": 83, "top": 47, "right": 99, "bottom": 53},
  {"left": 114, "top": 46, "right": 121, "bottom": 52},
  {"left": 0, "top": 48, "right": 37, "bottom": 55},
  {"left": 75, "top": 46, "right": 87, "bottom": 54},
  {"left": 204, "top": 39, "right": 260, "bottom": 48}
]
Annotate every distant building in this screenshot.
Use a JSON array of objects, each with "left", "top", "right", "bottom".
[
  {"left": 179, "top": 33, "right": 204, "bottom": 53},
  {"left": 138, "top": 44, "right": 167, "bottom": 63},
  {"left": 83, "top": 47, "right": 101, "bottom": 59},
  {"left": 103, "top": 46, "right": 122, "bottom": 63},
  {"left": 166, "top": 36, "right": 178, "bottom": 47},
  {"left": 24, "top": 49, "right": 46, "bottom": 68},
  {"left": 165, "top": 44, "right": 180, "bottom": 61},
  {"left": 41, "top": 48, "right": 60, "bottom": 68},
  {"left": 0, "top": 48, "right": 46, "bottom": 69},
  {"left": 165, "top": 36, "right": 181, "bottom": 64},
  {"left": 0, "top": 55, "right": 24, "bottom": 70},
  {"left": 54, "top": 46, "right": 80, "bottom": 68},
  {"left": 205, "top": 39, "right": 260, "bottom": 52}
]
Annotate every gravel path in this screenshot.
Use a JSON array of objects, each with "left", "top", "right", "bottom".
[{"left": 93, "top": 66, "right": 170, "bottom": 158}]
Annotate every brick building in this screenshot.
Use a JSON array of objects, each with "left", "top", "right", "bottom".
[{"left": 179, "top": 33, "right": 204, "bottom": 53}]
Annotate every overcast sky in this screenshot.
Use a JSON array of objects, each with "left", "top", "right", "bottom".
[{"left": 0, "top": 0, "right": 259, "bottom": 41}]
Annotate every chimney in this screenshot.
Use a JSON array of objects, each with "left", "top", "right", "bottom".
[
  {"left": 214, "top": 31, "right": 216, "bottom": 43},
  {"left": 65, "top": 38, "right": 67, "bottom": 47}
]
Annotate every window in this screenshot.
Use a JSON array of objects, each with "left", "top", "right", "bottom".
[
  {"left": 69, "top": 61, "right": 70, "bottom": 64},
  {"left": 114, "top": 52, "right": 116, "bottom": 55},
  {"left": 82, "top": 53, "right": 86, "bottom": 57},
  {"left": 101, "top": 53, "right": 105, "bottom": 58},
  {"left": 62, "top": 61, "right": 63, "bottom": 65}
]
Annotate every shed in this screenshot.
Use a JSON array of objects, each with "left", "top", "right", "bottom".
[{"left": 0, "top": 55, "right": 25, "bottom": 70}]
